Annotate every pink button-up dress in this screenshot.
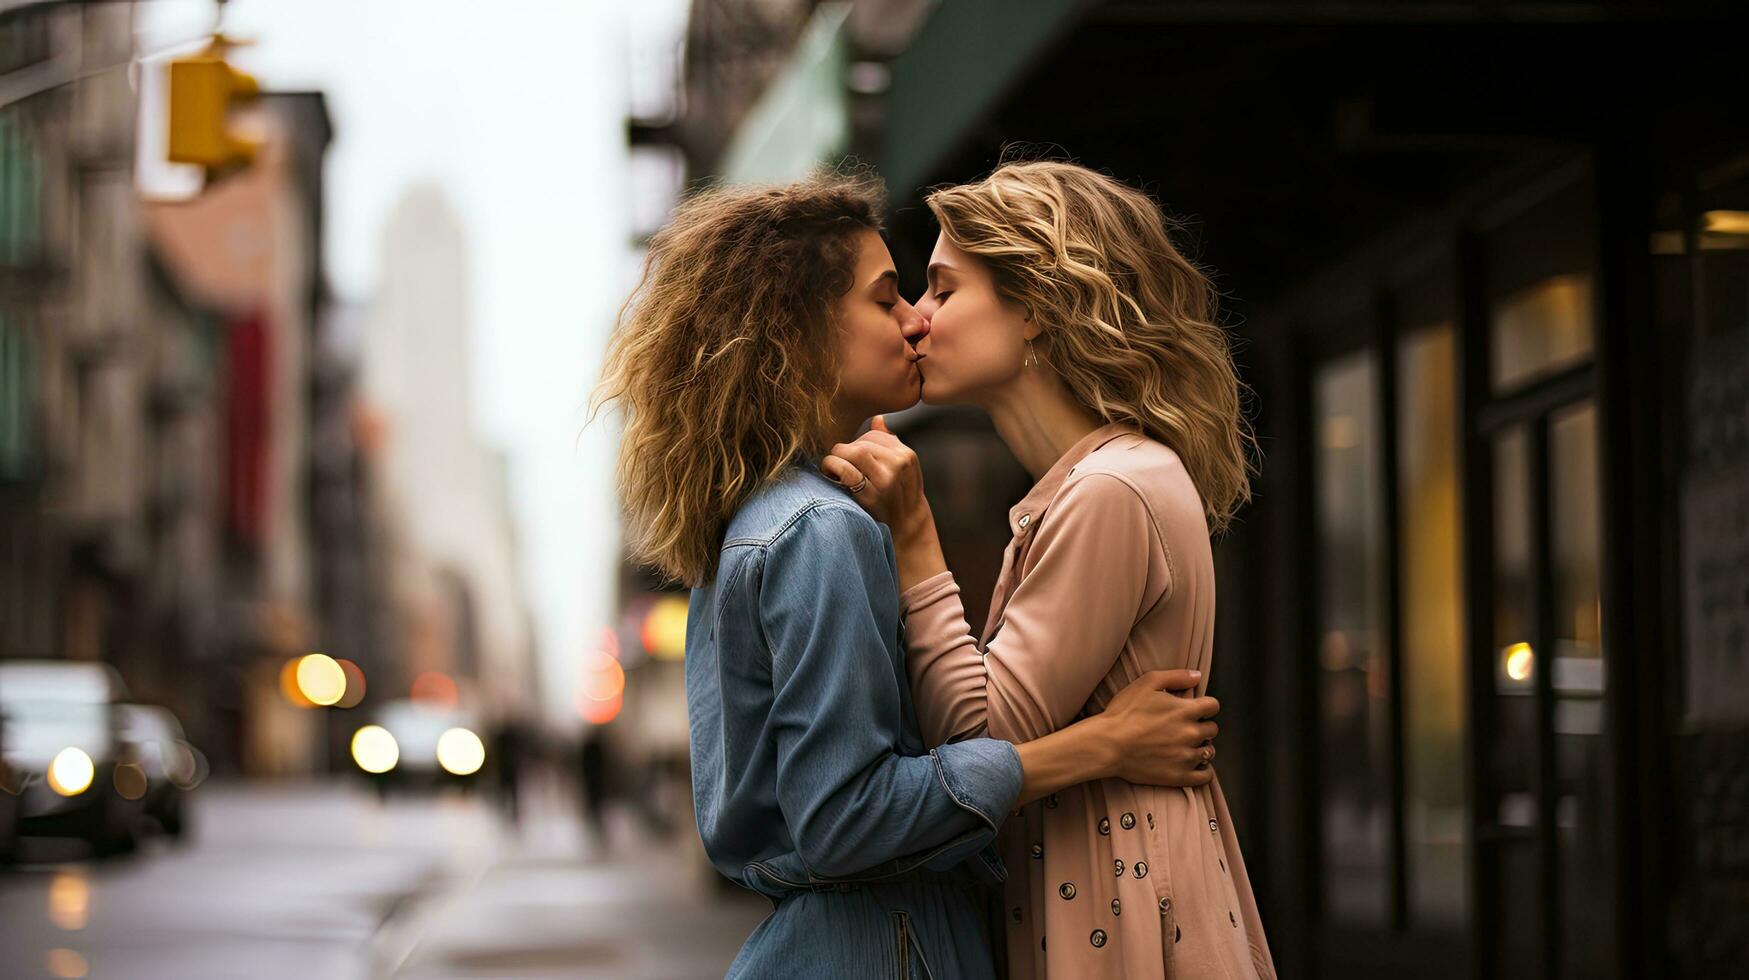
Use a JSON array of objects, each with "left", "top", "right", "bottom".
[{"left": 900, "top": 423, "right": 1276, "bottom": 979}]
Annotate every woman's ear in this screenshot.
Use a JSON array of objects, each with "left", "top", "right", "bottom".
[{"left": 1016, "top": 299, "right": 1041, "bottom": 340}]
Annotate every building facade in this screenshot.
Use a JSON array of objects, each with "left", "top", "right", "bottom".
[
  {"left": 0, "top": 3, "right": 402, "bottom": 777},
  {"left": 1, "top": 2, "right": 150, "bottom": 680},
  {"left": 354, "top": 184, "right": 538, "bottom": 729}
]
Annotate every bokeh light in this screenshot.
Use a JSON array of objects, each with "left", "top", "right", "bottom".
[
  {"left": 335, "top": 659, "right": 367, "bottom": 708},
  {"left": 48, "top": 871, "right": 88, "bottom": 931},
  {"left": 578, "top": 691, "right": 623, "bottom": 725},
  {"left": 168, "top": 742, "right": 207, "bottom": 790},
  {"left": 295, "top": 653, "right": 347, "bottom": 706},
  {"left": 1503, "top": 641, "right": 1534, "bottom": 682},
  {"left": 435, "top": 727, "right": 486, "bottom": 776},
  {"left": 47, "top": 747, "right": 95, "bottom": 797},
  {"left": 45, "top": 949, "right": 88, "bottom": 979},
  {"left": 278, "top": 657, "right": 314, "bottom": 708},
  {"left": 578, "top": 651, "right": 625, "bottom": 703},
  {"left": 113, "top": 762, "right": 148, "bottom": 801},
  {"left": 641, "top": 596, "right": 689, "bottom": 660},
  {"left": 350, "top": 725, "right": 400, "bottom": 774},
  {"left": 410, "top": 671, "right": 459, "bottom": 708}
]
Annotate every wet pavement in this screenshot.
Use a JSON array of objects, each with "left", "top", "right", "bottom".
[{"left": 0, "top": 778, "right": 767, "bottom": 979}]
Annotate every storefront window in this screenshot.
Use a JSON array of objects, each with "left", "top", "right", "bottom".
[
  {"left": 1491, "top": 425, "right": 1541, "bottom": 976},
  {"left": 1490, "top": 273, "right": 1595, "bottom": 391},
  {"left": 1549, "top": 402, "right": 1616, "bottom": 979},
  {"left": 1397, "top": 323, "right": 1467, "bottom": 930},
  {"left": 1315, "top": 348, "right": 1391, "bottom": 927}
]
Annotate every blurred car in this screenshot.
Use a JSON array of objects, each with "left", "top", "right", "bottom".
[
  {"left": 352, "top": 699, "right": 488, "bottom": 795},
  {"left": 0, "top": 718, "right": 19, "bottom": 863},
  {"left": 0, "top": 660, "right": 144, "bottom": 855},
  {"left": 118, "top": 704, "right": 204, "bottom": 839}
]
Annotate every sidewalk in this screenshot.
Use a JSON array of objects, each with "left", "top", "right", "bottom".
[{"left": 373, "top": 781, "right": 768, "bottom": 979}]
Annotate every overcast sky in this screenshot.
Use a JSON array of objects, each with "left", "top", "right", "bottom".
[{"left": 137, "top": 0, "right": 690, "bottom": 725}]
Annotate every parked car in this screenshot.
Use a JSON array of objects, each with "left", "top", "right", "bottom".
[
  {"left": 0, "top": 718, "right": 19, "bottom": 863},
  {"left": 352, "top": 699, "right": 487, "bottom": 795},
  {"left": 0, "top": 661, "right": 144, "bottom": 856},
  {"left": 118, "top": 704, "right": 202, "bottom": 839}
]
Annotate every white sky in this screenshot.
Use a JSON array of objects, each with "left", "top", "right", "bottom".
[{"left": 137, "top": 0, "right": 691, "bottom": 726}]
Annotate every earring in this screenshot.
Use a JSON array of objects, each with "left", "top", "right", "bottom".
[{"left": 1024, "top": 339, "right": 1037, "bottom": 368}]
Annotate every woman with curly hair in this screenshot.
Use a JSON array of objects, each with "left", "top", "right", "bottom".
[
  {"left": 827, "top": 161, "right": 1276, "bottom": 978},
  {"left": 593, "top": 172, "right": 1221, "bottom": 979}
]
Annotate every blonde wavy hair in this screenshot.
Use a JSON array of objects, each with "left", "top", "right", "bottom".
[
  {"left": 592, "top": 174, "right": 885, "bottom": 586},
  {"left": 927, "top": 160, "right": 1256, "bottom": 534}
]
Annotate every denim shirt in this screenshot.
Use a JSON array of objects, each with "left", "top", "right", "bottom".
[{"left": 687, "top": 461, "right": 1025, "bottom": 979}]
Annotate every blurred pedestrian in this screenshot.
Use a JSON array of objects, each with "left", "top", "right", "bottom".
[
  {"left": 576, "top": 726, "right": 609, "bottom": 851},
  {"left": 488, "top": 716, "right": 525, "bottom": 826}
]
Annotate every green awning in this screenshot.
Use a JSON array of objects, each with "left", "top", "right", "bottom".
[
  {"left": 719, "top": 3, "right": 854, "bottom": 185},
  {"left": 879, "top": 0, "right": 1087, "bottom": 200}
]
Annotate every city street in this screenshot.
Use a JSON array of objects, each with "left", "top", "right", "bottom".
[
  {"left": 2, "top": 2, "right": 1742, "bottom": 976},
  {"left": 0, "top": 780, "right": 767, "bottom": 979}
]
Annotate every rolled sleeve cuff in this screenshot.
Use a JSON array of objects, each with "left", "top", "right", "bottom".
[
  {"left": 899, "top": 570, "right": 959, "bottom": 614},
  {"left": 921, "top": 738, "right": 1023, "bottom": 879},
  {"left": 930, "top": 737, "right": 1023, "bottom": 831}
]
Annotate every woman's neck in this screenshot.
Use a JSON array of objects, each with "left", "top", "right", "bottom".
[
  {"left": 826, "top": 402, "right": 867, "bottom": 448},
  {"left": 981, "top": 370, "right": 1102, "bottom": 480}
]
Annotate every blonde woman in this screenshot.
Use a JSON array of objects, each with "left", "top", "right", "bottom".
[
  {"left": 595, "top": 173, "right": 1226, "bottom": 979},
  {"left": 826, "top": 161, "right": 1276, "bottom": 978}
]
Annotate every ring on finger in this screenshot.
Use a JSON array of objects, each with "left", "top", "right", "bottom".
[{"left": 847, "top": 477, "right": 870, "bottom": 494}]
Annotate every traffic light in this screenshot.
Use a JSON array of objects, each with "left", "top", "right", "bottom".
[{"left": 167, "top": 39, "right": 260, "bottom": 173}]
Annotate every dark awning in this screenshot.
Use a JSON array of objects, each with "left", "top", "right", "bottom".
[{"left": 879, "top": 0, "right": 1088, "bottom": 199}]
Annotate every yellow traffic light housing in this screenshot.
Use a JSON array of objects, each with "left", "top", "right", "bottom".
[{"left": 168, "top": 38, "right": 260, "bottom": 174}]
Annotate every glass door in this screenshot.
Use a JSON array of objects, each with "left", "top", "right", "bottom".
[
  {"left": 1467, "top": 168, "right": 1618, "bottom": 980},
  {"left": 1309, "top": 266, "right": 1470, "bottom": 968}
]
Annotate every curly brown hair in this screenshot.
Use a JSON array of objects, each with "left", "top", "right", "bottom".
[
  {"left": 591, "top": 173, "right": 885, "bottom": 586},
  {"left": 927, "top": 161, "right": 1257, "bottom": 534}
]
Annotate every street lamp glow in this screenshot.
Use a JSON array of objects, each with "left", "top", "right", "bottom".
[
  {"left": 350, "top": 725, "right": 399, "bottom": 774},
  {"left": 47, "top": 747, "right": 95, "bottom": 797},
  {"left": 435, "top": 727, "right": 485, "bottom": 776},
  {"left": 296, "top": 653, "right": 346, "bottom": 706}
]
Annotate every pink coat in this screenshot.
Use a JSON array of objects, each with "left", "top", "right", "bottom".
[{"left": 901, "top": 423, "right": 1276, "bottom": 979}]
